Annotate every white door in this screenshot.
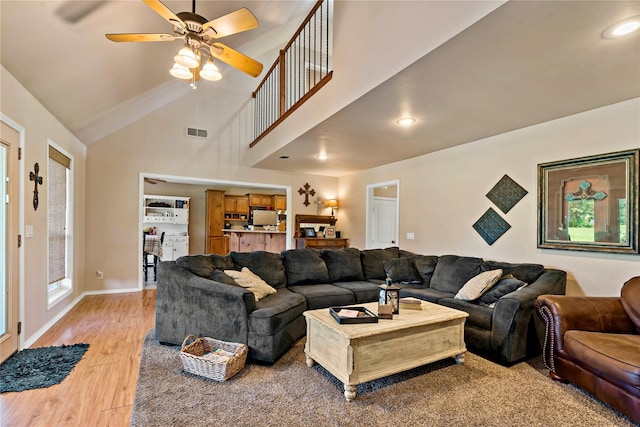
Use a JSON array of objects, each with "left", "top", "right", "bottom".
[
  {"left": 1, "top": 123, "right": 20, "bottom": 362},
  {"left": 366, "top": 181, "right": 399, "bottom": 249},
  {"left": 371, "top": 197, "right": 397, "bottom": 248}
]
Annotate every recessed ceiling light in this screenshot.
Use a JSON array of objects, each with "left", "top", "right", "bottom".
[
  {"left": 278, "top": 155, "right": 290, "bottom": 160},
  {"left": 603, "top": 16, "right": 640, "bottom": 39},
  {"left": 396, "top": 117, "right": 416, "bottom": 126},
  {"left": 316, "top": 153, "right": 330, "bottom": 161}
]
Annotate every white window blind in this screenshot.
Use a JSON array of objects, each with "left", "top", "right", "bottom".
[{"left": 48, "top": 146, "right": 70, "bottom": 284}]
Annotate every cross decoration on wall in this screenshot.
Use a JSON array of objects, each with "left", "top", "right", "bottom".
[
  {"left": 298, "top": 182, "right": 315, "bottom": 207},
  {"left": 29, "top": 162, "right": 43, "bottom": 211}
]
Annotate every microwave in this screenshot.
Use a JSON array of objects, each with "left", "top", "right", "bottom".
[{"left": 252, "top": 210, "right": 278, "bottom": 226}]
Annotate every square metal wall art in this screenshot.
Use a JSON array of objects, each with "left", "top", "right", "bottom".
[
  {"left": 473, "top": 208, "right": 511, "bottom": 245},
  {"left": 486, "top": 174, "right": 528, "bottom": 214}
]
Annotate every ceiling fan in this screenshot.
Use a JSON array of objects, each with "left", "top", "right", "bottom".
[{"left": 106, "top": 0, "right": 263, "bottom": 85}]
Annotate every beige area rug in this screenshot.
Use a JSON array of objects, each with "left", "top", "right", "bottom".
[{"left": 131, "top": 331, "right": 636, "bottom": 426}]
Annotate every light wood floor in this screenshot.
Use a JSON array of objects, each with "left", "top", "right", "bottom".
[{"left": 0, "top": 290, "right": 156, "bottom": 427}]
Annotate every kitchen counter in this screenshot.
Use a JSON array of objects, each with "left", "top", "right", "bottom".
[
  {"left": 222, "top": 229, "right": 286, "bottom": 234},
  {"left": 223, "top": 229, "right": 286, "bottom": 253}
]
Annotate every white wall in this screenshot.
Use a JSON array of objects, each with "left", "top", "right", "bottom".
[
  {"left": 85, "top": 87, "right": 338, "bottom": 292},
  {"left": 338, "top": 98, "right": 640, "bottom": 297},
  {"left": 1, "top": 66, "right": 87, "bottom": 342}
]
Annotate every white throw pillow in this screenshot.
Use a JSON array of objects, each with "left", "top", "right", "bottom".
[
  {"left": 454, "top": 269, "right": 503, "bottom": 301},
  {"left": 223, "top": 267, "right": 277, "bottom": 301}
]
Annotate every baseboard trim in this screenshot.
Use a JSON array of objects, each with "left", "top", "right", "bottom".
[{"left": 23, "top": 287, "right": 145, "bottom": 348}]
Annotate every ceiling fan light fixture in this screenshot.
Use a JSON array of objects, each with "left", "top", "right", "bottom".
[
  {"left": 174, "top": 44, "right": 200, "bottom": 68},
  {"left": 200, "top": 58, "right": 222, "bottom": 81},
  {"left": 169, "top": 62, "right": 193, "bottom": 79}
]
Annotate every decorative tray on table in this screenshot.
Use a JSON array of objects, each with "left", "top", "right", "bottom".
[{"left": 329, "top": 306, "right": 379, "bottom": 324}]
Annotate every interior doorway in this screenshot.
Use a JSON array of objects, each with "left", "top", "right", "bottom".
[
  {"left": 366, "top": 180, "right": 399, "bottom": 249},
  {"left": 138, "top": 173, "right": 293, "bottom": 289},
  {"left": 0, "top": 118, "right": 22, "bottom": 363}
]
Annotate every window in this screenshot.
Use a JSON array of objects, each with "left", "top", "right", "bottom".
[{"left": 48, "top": 143, "right": 73, "bottom": 307}]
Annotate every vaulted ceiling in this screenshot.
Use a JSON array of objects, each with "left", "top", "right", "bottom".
[{"left": 2, "top": 1, "right": 639, "bottom": 177}]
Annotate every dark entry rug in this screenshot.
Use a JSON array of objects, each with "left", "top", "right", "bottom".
[{"left": 0, "top": 343, "right": 89, "bottom": 393}]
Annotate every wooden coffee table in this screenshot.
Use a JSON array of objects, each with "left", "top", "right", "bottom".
[{"left": 303, "top": 301, "right": 468, "bottom": 401}]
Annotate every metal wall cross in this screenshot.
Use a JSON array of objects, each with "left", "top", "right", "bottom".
[
  {"left": 29, "top": 162, "right": 43, "bottom": 210},
  {"left": 298, "top": 182, "right": 315, "bottom": 207}
]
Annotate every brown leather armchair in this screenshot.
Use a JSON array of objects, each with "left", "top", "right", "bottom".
[{"left": 535, "top": 277, "right": 640, "bottom": 423}]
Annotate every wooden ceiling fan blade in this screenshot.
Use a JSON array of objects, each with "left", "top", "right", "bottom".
[
  {"left": 203, "top": 8, "right": 258, "bottom": 38},
  {"left": 210, "top": 43, "right": 263, "bottom": 77},
  {"left": 143, "top": 0, "right": 186, "bottom": 30},
  {"left": 106, "top": 33, "right": 175, "bottom": 42}
]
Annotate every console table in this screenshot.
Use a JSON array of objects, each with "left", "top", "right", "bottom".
[{"left": 295, "top": 238, "right": 349, "bottom": 250}]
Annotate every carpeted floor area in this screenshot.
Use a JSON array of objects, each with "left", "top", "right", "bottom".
[{"left": 131, "top": 331, "right": 636, "bottom": 426}]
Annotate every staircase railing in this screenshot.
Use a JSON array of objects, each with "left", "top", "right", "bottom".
[{"left": 250, "top": 0, "right": 333, "bottom": 147}]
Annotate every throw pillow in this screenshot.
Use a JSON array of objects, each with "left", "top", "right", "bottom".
[
  {"left": 412, "top": 255, "right": 439, "bottom": 286},
  {"left": 478, "top": 277, "right": 526, "bottom": 305},
  {"left": 322, "top": 248, "right": 365, "bottom": 282},
  {"left": 383, "top": 257, "right": 421, "bottom": 284},
  {"left": 430, "top": 255, "right": 483, "bottom": 294},
  {"left": 454, "top": 269, "right": 503, "bottom": 301},
  {"left": 223, "top": 268, "right": 277, "bottom": 301},
  {"left": 282, "top": 249, "right": 330, "bottom": 286}
]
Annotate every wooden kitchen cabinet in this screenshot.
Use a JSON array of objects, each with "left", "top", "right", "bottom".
[
  {"left": 274, "top": 195, "right": 287, "bottom": 211},
  {"left": 205, "top": 190, "right": 226, "bottom": 254},
  {"left": 225, "top": 195, "right": 249, "bottom": 214},
  {"left": 225, "top": 231, "right": 286, "bottom": 253},
  {"left": 249, "top": 194, "right": 273, "bottom": 207}
]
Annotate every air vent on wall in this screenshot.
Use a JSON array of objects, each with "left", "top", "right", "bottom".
[{"left": 186, "top": 127, "right": 209, "bottom": 139}]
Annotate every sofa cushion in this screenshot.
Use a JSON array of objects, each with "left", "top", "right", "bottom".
[
  {"left": 481, "top": 260, "right": 545, "bottom": 284},
  {"left": 332, "top": 281, "right": 379, "bottom": 303},
  {"left": 360, "top": 247, "right": 400, "bottom": 280},
  {"left": 231, "top": 251, "right": 287, "bottom": 289},
  {"left": 412, "top": 255, "right": 439, "bottom": 286},
  {"left": 565, "top": 330, "right": 640, "bottom": 389},
  {"left": 288, "top": 284, "right": 355, "bottom": 309},
  {"left": 383, "top": 257, "right": 421, "bottom": 284},
  {"left": 248, "top": 289, "right": 307, "bottom": 336},
  {"left": 224, "top": 268, "right": 277, "bottom": 301},
  {"left": 209, "top": 269, "right": 237, "bottom": 286},
  {"left": 439, "top": 298, "right": 492, "bottom": 330},
  {"left": 398, "top": 287, "right": 453, "bottom": 303},
  {"left": 454, "top": 269, "right": 502, "bottom": 301},
  {"left": 479, "top": 277, "right": 526, "bottom": 306},
  {"left": 282, "top": 249, "right": 330, "bottom": 286},
  {"left": 620, "top": 277, "right": 640, "bottom": 333},
  {"left": 430, "top": 255, "right": 483, "bottom": 294},
  {"left": 176, "top": 254, "right": 234, "bottom": 278},
  {"left": 322, "top": 248, "right": 365, "bottom": 282}
]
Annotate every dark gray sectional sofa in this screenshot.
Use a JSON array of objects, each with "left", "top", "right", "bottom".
[{"left": 155, "top": 247, "right": 566, "bottom": 364}]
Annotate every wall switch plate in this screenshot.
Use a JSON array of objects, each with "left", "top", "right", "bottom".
[
  {"left": 96, "top": 270, "right": 104, "bottom": 279},
  {"left": 407, "top": 232, "right": 415, "bottom": 240},
  {"left": 25, "top": 225, "right": 33, "bottom": 238}
]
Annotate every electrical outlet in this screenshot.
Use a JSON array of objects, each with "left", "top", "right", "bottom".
[
  {"left": 407, "top": 232, "right": 415, "bottom": 240},
  {"left": 96, "top": 270, "right": 104, "bottom": 279}
]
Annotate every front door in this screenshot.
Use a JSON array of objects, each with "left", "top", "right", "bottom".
[{"left": 0, "top": 122, "right": 20, "bottom": 362}]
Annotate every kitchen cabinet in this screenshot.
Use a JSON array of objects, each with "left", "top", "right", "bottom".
[
  {"left": 143, "top": 195, "right": 190, "bottom": 224},
  {"left": 205, "top": 190, "right": 226, "bottom": 255},
  {"left": 161, "top": 236, "right": 189, "bottom": 261},
  {"left": 249, "top": 194, "right": 273, "bottom": 207},
  {"left": 274, "top": 195, "right": 287, "bottom": 211},
  {"left": 225, "top": 195, "right": 249, "bottom": 215}
]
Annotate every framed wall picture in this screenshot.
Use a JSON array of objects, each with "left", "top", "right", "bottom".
[
  {"left": 325, "top": 226, "right": 336, "bottom": 238},
  {"left": 537, "top": 149, "right": 639, "bottom": 254},
  {"left": 303, "top": 227, "right": 316, "bottom": 238}
]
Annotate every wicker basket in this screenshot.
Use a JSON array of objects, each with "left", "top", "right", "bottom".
[{"left": 180, "top": 335, "right": 248, "bottom": 382}]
